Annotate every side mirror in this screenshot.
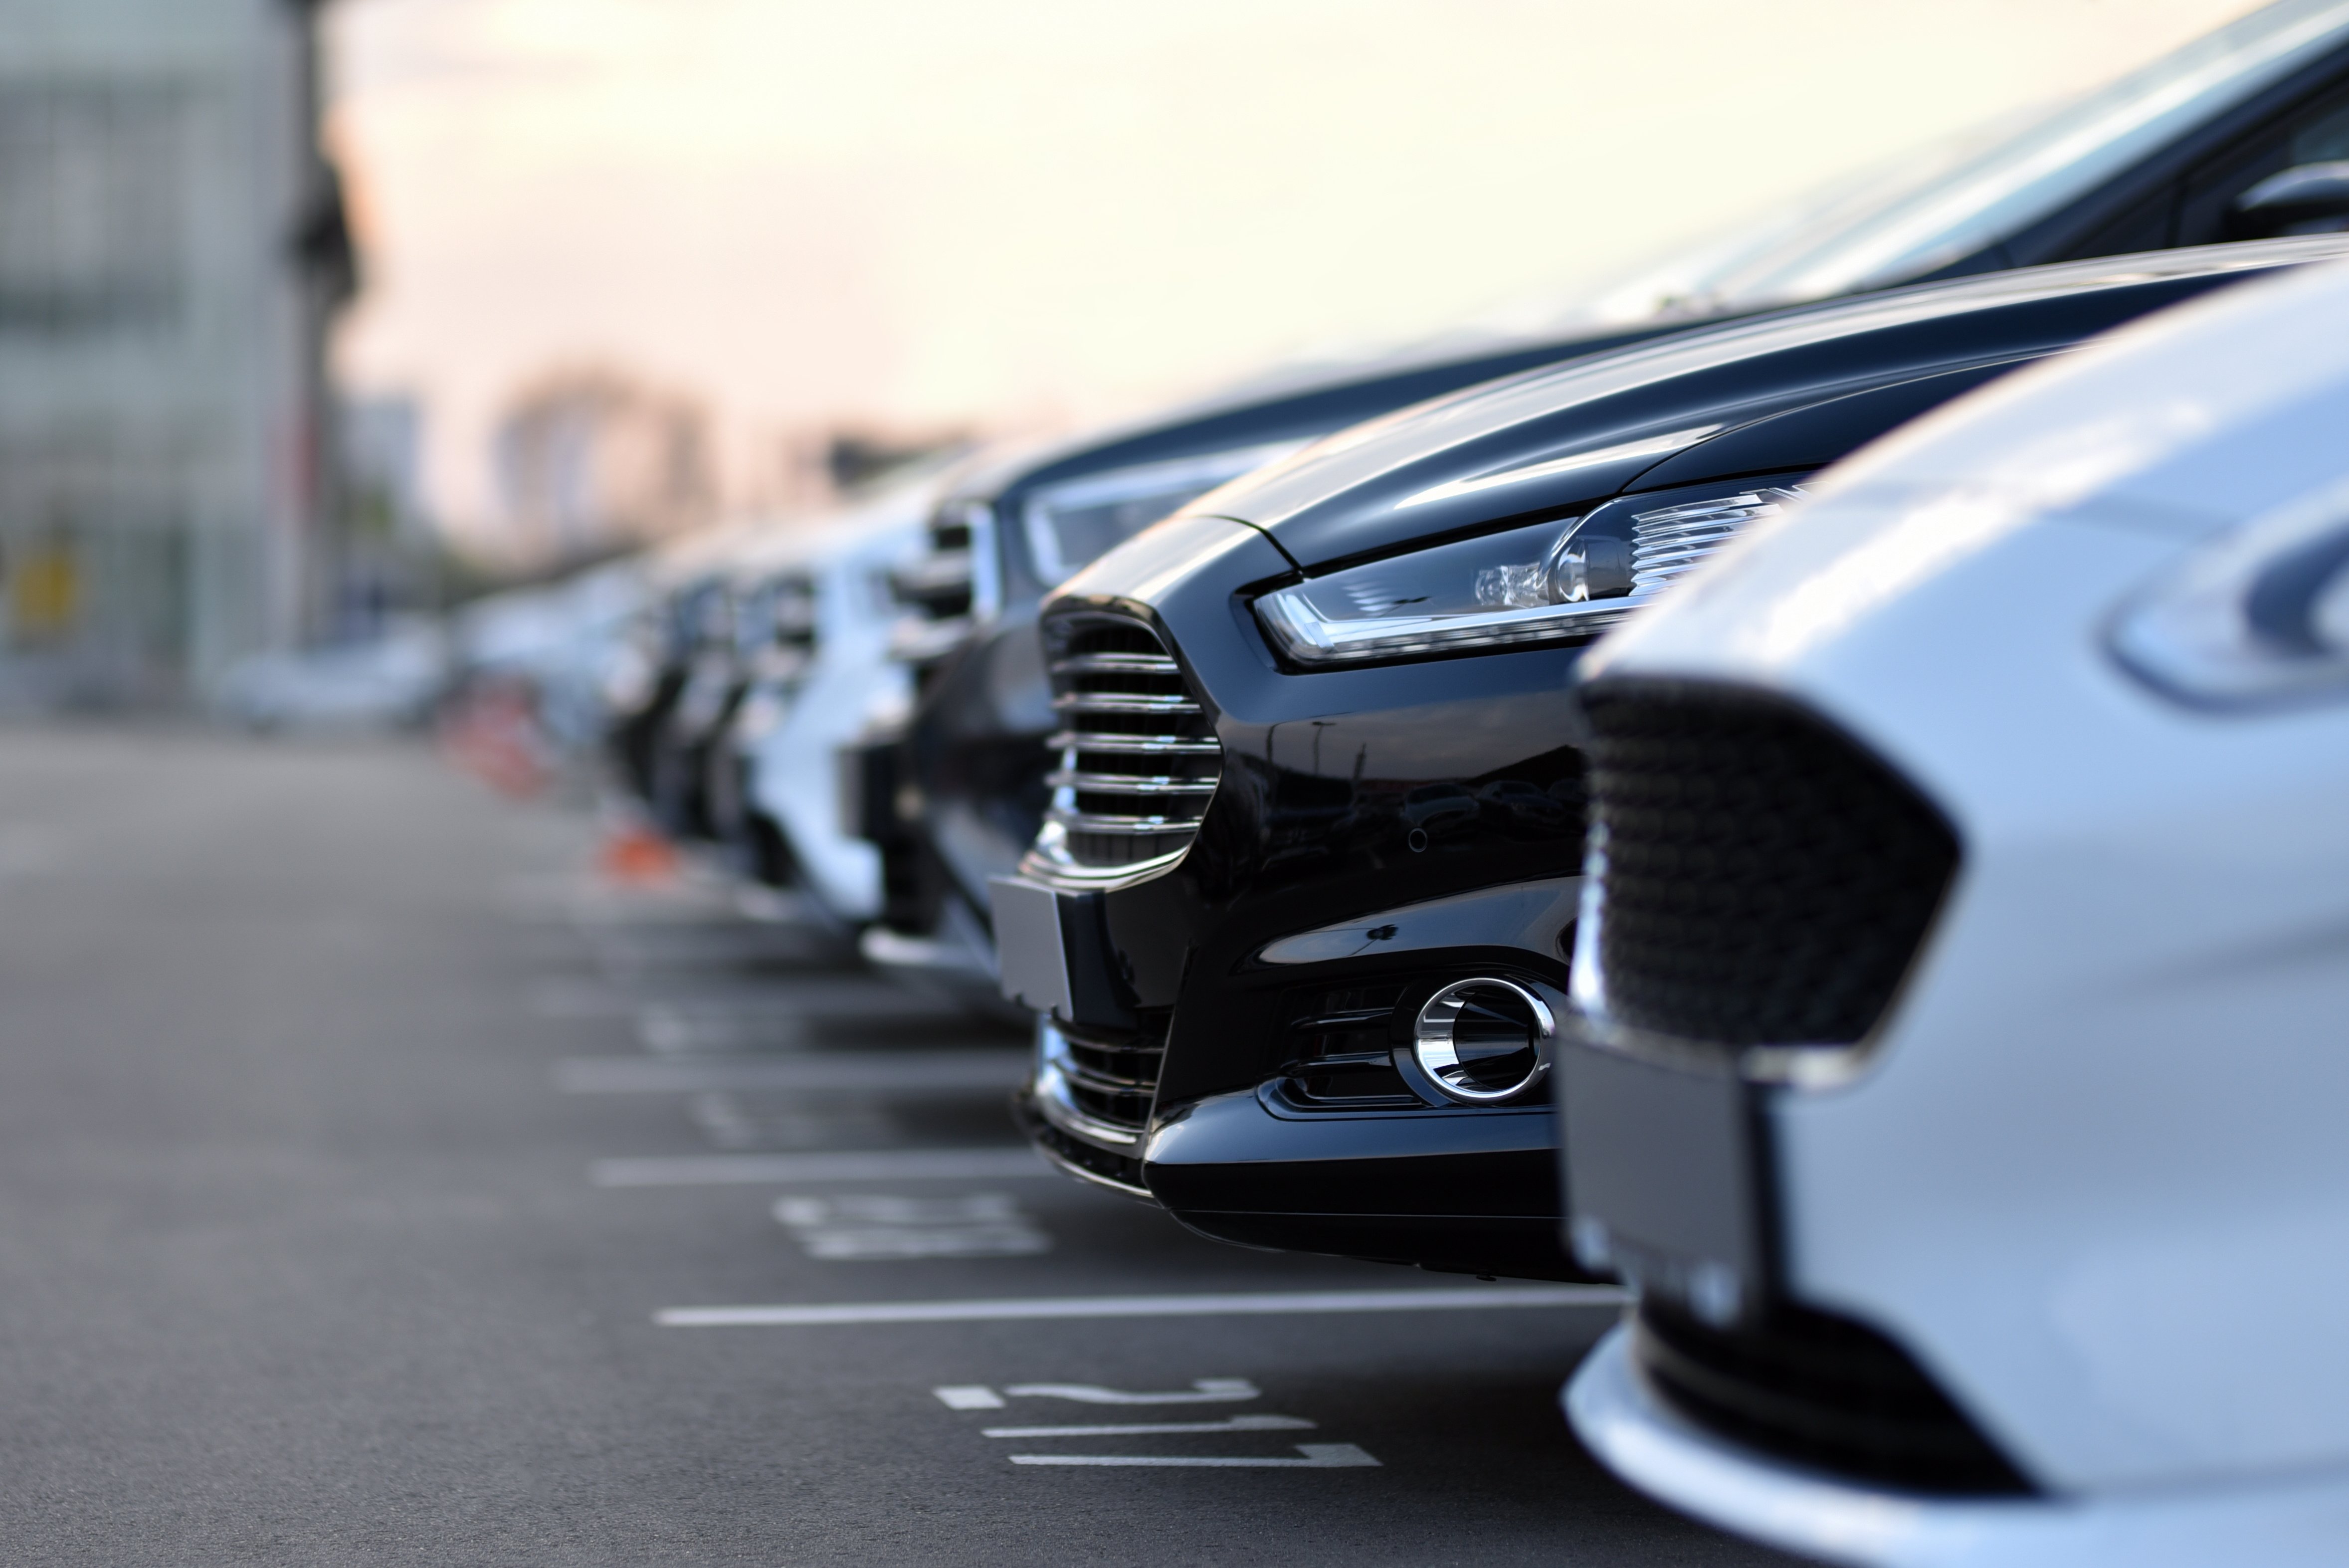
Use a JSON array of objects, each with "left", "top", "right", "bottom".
[{"left": 2229, "top": 160, "right": 2349, "bottom": 240}]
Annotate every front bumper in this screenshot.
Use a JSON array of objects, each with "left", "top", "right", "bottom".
[
  {"left": 1566, "top": 1325, "right": 2349, "bottom": 1568},
  {"left": 998, "top": 852, "right": 1594, "bottom": 1278}
]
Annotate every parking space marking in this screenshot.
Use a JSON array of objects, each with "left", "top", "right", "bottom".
[
  {"left": 774, "top": 1194, "right": 1052, "bottom": 1259},
  {"left": 683, "top": 1093, "right": 900, "bottom": 1152},
  {"left": 982, "top": 1416, "right": 1315, "bottom": 1438},
  {"left": 594, "top": 1149, "right": 1050, "bottom": 1186},
  {"left": 933, "top": 1385, "right": 1006, "bottom": 1409},
  {"left": 934, "top": 1378, "right": 1259, "bottom": 1407},
  {"left": 1008, "top": 1444, "right": 1379, "bottom": 1468},
  {"left": 658, "top": 1284, "right": 1625, "bottom": 1326},
  {"left": 555, "top": 1052, "right": 1028, "bottom": 1095},
  {"left": 998, "top": 1379, "right": 1260, "bottom": 1404},
  {"left": 637, "top": 986, "right": 963, "bottom": 1048}
]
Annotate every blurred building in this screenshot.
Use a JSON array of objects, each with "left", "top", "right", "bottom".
[
  {"left": 334, "top": 392, "right": 429, "bottom": 636},
  {"left": 0, "top": 0, "right": 352, "bottom": 706},
  {"left": 489, "top": 368, "right": 716, "bottom": 571}
]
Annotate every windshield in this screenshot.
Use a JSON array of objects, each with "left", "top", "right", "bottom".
[{"left": 1579, "top": 0, "right": 2349, "bottom": 319}]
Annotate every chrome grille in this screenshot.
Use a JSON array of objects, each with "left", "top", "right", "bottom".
[
  {"left": 1037, "top": 618, "right": 1221, "bottom": 874},
  {"left": 1026, "top": 1017, "right": 1162, "bottom": 1194},
  {"left": 1629, "top": 487, "right": 1803, "bottom": 598}
]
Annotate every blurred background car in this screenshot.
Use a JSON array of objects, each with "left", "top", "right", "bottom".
[
  {"left": 215, "top": 616, "right": 449, "bottom": 733},
  {"left": 1559, "top": 249, "right": 2349, "bottom": 1564},
  {"left": 990, "top": 233, "right": 2349, "bottom": 1281},
  {"left": 724, "top": 472, "right": 948, "bottom": 926},
  {"left": 852, "top": 0, "right": 2349, "bottom": 1015}
]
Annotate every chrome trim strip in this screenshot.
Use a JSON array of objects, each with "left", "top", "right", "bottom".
[
  {"left": 1046, "top": 732, "right": 1219, "bottom": 756},
  {"left": 1046, "top": 770, "right": 1219, "bottom": 795},
  {"left": 1044, "top": 810, "right": 1200, "bottom": 834},
  {"left": 1050, "top": 653, "right": 1177, "bottom": 676},
  {"left": 1033, "top": 1060, "right": 1144, "bottom": 1149},
  {"left": 1051, "top": 692, "right": 1201, "bottom": 714}
]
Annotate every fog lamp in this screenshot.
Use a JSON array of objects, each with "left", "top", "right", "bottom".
[{"left": 1411, "top": 978, "right": 1554, "bottom": 1103}]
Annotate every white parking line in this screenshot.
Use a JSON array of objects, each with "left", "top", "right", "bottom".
[
  {"left": 656, "top": 1285, "right": 1626, "bottom": 1327},
  {"left": 1008, "top": 1443, "right": 1379, "bottom": 1468},
  {"left": 593, "top": 1149, "right": 1051, "bottom": 1186},
  {"left": 555, "top": 1053, "right": 1028, "bottom": 1094},
  {"left": 983, "top": 1415, "right": 1315, "bottom": 1438},
  {"left": 775, "top": 1194, "right": 1052, "bottom": 1259}
]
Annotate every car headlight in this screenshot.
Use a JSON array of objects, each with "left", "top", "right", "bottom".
[
  {"left": 1255, "top": 485, "right": 1804, "bottom": 668},
  {"left": 2110, "top": 475, "right": 2349, "bottom": 707},
  {"left": 1023, "top": 440, "right": 1306, "bottom": 584}
]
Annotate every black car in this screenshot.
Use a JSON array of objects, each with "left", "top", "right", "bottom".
[
  {"left": 854, "top": 0, "right": 2349, "bottom": 1007},
  {"left": 988, "top": 232, "right": 2349, "bottom": 1282},
  {"left": 848, "top": 337, "right": 1671, "bottom": 1004}
]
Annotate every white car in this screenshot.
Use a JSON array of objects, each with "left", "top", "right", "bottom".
[
  {"left": 1557, "top": 254, "right": 2349, "bottom": 1565},
  {"left": 727, "top": 475, "right": 939, "bottom": 926}
]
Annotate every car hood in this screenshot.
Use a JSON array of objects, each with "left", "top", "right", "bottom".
[{"left": 1183, "top": 236, "right": 2349, "bottom": 573}]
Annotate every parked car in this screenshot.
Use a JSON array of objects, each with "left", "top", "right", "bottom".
[
  {"left": 719, "top": 477, "right": 939, "bottom": 924},
  {"left": 856, "top": 0, "right": 2349, "bottom": 1008},
  {"left": 987, "top": 233, "right": 2349, "bottom": 1283},
  {"left": 1560, "top": 252, "right": 2349, "bottom": 1566},
  {"left": 456, "top": 562, "right": 647, "bottom": 758},
  {"left": 604, "top": 521, "right": 770, "bottom": 810}
]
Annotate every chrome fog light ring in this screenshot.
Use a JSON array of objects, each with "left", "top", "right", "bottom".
[{"left": 1411, "top": 978, "right": 1555, "bottom": 1104}]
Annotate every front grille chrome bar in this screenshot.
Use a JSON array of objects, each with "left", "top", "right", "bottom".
[
  {"left": 1046, "top": 770, "right": 1219, "bottom": 795},
  {"left": 1044, "top": 731, "right": 1218, "bottom": 756},
  {"left": 1050, "top": 691, "right": 1201, "bottom": 715},
  {"left": 1029, "top": 614, "right": 1223, "bottom": 881}
]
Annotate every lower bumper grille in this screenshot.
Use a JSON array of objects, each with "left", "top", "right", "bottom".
[
  {"left": 1632, "top": 1299, "right": 2033, "bottom": 1496},
  {"left": 1026, "top": 1017, "right": 1163, "bottom": 1196}
]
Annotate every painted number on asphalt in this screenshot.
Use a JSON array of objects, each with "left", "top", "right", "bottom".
[{"left": 934, "top": 1377, "right": 1378, "bottom": 1469}]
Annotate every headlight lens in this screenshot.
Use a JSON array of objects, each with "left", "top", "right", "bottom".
[
  {"left": 1023, "top": 440, "right": 1306, "bottom": 584},
  {"left": 2110, "top": 475, "right": 2349, "bottom": 707},
  {"left": 1256, "top": 485, "right": 1802, "bottom": 668}
]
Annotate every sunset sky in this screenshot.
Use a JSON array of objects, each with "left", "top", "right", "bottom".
[{"left": 324, "top": 0, "right": 2270, "bottom": 537}]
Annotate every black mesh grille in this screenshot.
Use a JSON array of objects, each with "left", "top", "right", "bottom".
[
  {"left": 1633, "top": 1299, "right": 2033, "bottom": 1496},
  {"left": 1582, "top": 682, "right": 1958, "bottom": 1047}
]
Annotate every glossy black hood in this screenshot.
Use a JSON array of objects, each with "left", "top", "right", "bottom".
[
  {"left": 932, "top": 324, "right": 1684, "bottom": 606},
  {"left": 1175, "top": 236, "right": 2349, "bottom": 573}
]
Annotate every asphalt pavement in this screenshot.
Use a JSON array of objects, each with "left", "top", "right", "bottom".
[{"left": 0, "top": 728, "right": 1798, "bottom": 1565}]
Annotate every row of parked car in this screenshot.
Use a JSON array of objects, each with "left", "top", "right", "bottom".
[{"left": 524, "top": 5, "right": 2349, "bottom": 1560}]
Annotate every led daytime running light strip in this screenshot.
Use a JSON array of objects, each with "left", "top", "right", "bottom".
[{"left": 1259, "top": 592, "right": 1637, "bottom": 665}]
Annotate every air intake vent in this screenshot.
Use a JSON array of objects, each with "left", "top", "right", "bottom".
[
  {"left": 1628, "top": 487, "right": 1801, "bottom": 598},
  {"left": 1581, "top": 682, "right": 1957, "bottom": 1050},
  {"left": 1633, "top": 1299, "right": 2033, "bottom": 1496},
  {"left": 1036, "top": 616, "right": 1222, "bottom": 874}
]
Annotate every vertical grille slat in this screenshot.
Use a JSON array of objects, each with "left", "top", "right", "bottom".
[{"left": 1036, "top": 617, "right": 1223, "bottom": 874}]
